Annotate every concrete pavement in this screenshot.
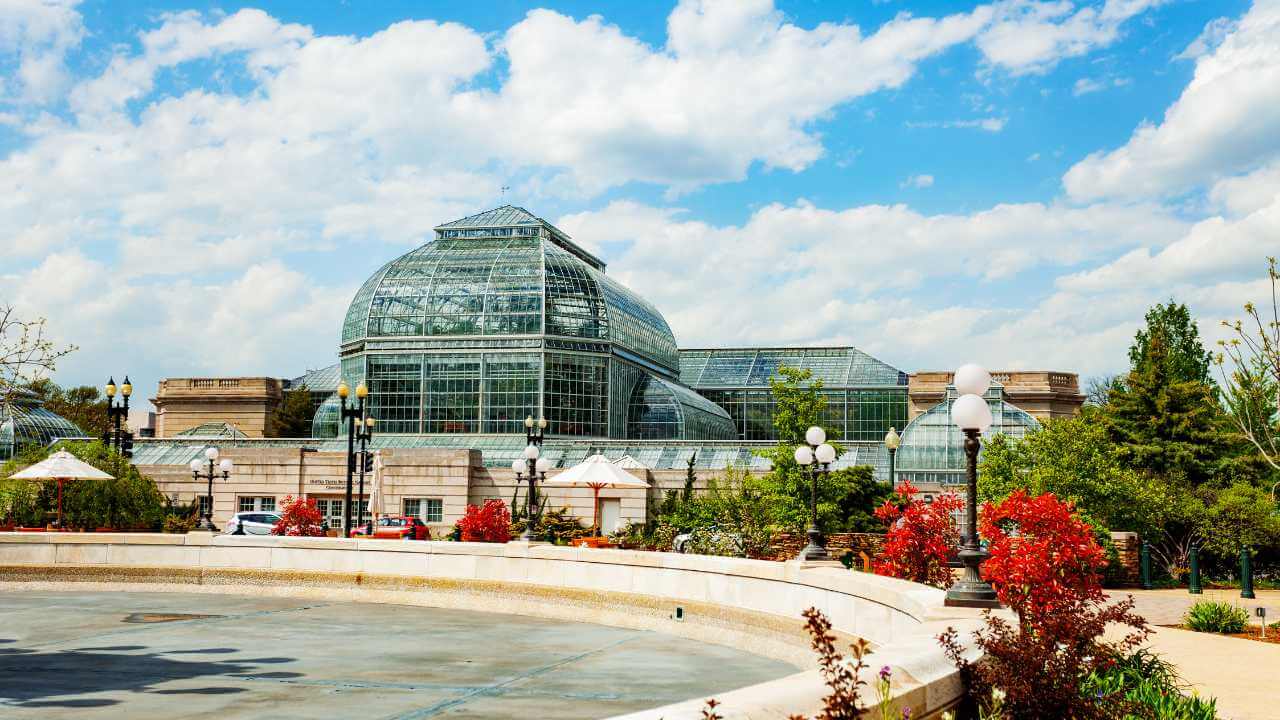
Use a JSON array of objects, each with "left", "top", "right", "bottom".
[{"left": 1106, "top": 589, "right": 1280, "bottom": 720}]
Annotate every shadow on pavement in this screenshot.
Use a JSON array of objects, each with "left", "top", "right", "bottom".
[{"left": 0, "top": 644, "right": 301, "bottom": 708}]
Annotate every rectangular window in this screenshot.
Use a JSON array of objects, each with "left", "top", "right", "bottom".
[
  {"left": 402, "top": 498, "right": 444, "bottom": 523},
  {"left": 238, "top": 496, "right": 276, "bottom": 513},
  {"left": 198, "top": 495, "right": 211, "bottom": 516}
]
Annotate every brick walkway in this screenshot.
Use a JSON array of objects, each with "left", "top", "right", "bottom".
[{"left": 1104, "top": 589, "right": 1280, "bottom": 720}]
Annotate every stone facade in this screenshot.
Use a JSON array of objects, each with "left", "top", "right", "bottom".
[
  {"left": 151, "top": 377, "right": 284, "bottom": 438},
  {"left": 141, "top": 446, "right": 651, "bottom": 535},
  {"left": 908, "top": 370, "right": 1085, "bottom": 420}
]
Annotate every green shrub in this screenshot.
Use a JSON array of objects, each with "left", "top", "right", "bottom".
[
  {"left": 1084, "top": 649, "right": 1218, "bottom": 719},
  {"left": 1183, "top": 601, "right": 1248, "bottom": 634}
]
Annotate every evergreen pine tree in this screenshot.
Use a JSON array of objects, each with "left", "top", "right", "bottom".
[
  {"left": 269, "top": 385, "right": 315, "bottom": 438},
  {"left": 1105, "top": 333, "right": 1223, "bottom": 485},
  {"left": 1128, "top": 300, "right": 1215, "bottom": 388}
]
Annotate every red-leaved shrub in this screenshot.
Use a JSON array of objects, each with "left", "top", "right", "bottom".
[
  {"left": 458, "top": 499, "right": 511, "bottom": 543},
  {"left": 271, "top": 495, "right": 325, "bottom": 537},
  {"left": 940, "top": 491, "right": 1149, "bottom": 720},
  {"left": 872, "top": 481, "right": 963, "bottom": 588},
  {"left": 979, "top": 489, "right": 1107, "bottom": 629}
]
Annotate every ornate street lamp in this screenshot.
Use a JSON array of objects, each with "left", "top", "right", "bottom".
[
  {"left": 944, "top": 364, "right": 1001, "bottom": 608},
  {"left": 104, "top": 376, "right": 134, "bottom": 457},
  {"left": 794, "top": 425, "right": 837, "bottom": 561},
  {"left": 189, "top": 446, "right": 232, "bottom": 532},
  {"left": 884, "top": 426, "right": 900, "bottom": 489},
  {"left": 515, "top": 415, "right": 550, "bottom": 541},
  {"left": 336, "top": 381, "right": 369, "bottom": 538},
  {"left": 356, "top": 416, "right": 375, "bottom": 534}
]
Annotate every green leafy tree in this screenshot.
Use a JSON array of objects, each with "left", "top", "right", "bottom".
[
  {"left": 1198, "top": 483, "right": 1280, "bottom": 560},
  {"left": 1128, "top": 300, "right": 1215, "bottom": 388},
  {"left": 1, "top": 441, "right": 165, "bottom": 529},
  {"left": 979, "top": 410, "right": 1166, "bottom": 537},
  {"left": 269, "top": 384, "right": 315, "bottom": 438},
  {"left": 753, "top": 365, "right": 888, "bottom": 532},
  {"left": 1105, "top": 333, "right": 1224, "bottom": 486}
]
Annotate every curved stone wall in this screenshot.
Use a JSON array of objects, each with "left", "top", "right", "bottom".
[{"left": 0, "top": 533, "right": 984, "bottom": 719}]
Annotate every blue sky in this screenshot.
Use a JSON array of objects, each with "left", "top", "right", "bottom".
[{"left": 1, "top": 0, "right": 1276, "bottom": 412}]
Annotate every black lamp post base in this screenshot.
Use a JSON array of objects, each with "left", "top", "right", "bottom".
[
  {"left": 795, "top": 527, "right": 829, "bottom": 561},
  {"left": 194, "top": 517, "right": 219, "bottom": 533},
  {"left": 944, "top": 546, "right": 1000, "bottom": 608}
]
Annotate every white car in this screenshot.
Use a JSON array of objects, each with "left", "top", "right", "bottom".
[{"left": 225, "top": 512, "right": 281, "bottom": 536}]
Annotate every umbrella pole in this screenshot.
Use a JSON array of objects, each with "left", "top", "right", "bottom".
[{"left": 591, "top": 484, "right": 601, "bottom": 537}]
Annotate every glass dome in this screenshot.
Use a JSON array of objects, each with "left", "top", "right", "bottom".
[
  {"left": 311, "top": 392, "right": 341, "bottom": 439},
  {"left": 340, "top": 206, "right": 679, "bottom": 373},
  {"left": 894, "top": 385, "right": 1039, "bottom": 486},
  {"left": 0, "top": 392, "right": 86, "bottom": 460}
]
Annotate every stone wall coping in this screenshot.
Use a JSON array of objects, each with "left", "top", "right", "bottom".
[{"left": 0, "top": 532, "right": 983, "bottom": 719}]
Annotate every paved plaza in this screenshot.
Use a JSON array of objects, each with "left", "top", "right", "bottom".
[
  {"left": 1106, "top": 589, "right": 1280, "bottom": 720},
  {"left": 0, "top": 591, "right": 794, "bottom": 720}
]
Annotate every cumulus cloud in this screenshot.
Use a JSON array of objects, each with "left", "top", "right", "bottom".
[
  {"left": 556, "top": 198, "right": 1191, "bottom": 371},
  {"left": 1064, "top": 0, "right": 1280, "bottom": 201},
  {"left": 976, "top": 0, "right": 1165, "bottom": 75},
  {"left": 0, "top": 0, "right": 84, "bottom": 104}
]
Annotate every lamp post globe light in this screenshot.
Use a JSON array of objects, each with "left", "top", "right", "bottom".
[
  {"left": 190, "top": 446, "right": 232, "bottom": 532},
  {"left": 794, "top": 425, "right": 836, "bottom": 561},
  {"left": 337, "top": 381, "right": 370, "bottom": 538},
  {"left": 104, "top": 376, "right": 134, "bottom": 458},
  {"left": 517, "top": 415, "right": 549, "bottom": 541},
  {"left": 356, "top": 416, "right": 376, "bottom": 534},
  {"left": 884, "top": 426, "right": 900, "bottom": 489},
  {"left": 944, "top": 364, "right": 1001, "bottom": 609}
]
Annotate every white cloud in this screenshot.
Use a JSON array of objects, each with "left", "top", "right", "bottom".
[
  {"left": 1064, "top": 1, "right": 1280, "bottom": 201},
  {"left": 0, "top": 0, "right": 84, "bottom": 104},
  {"left": 905, "top": 116, "right": 1007, "bottom": 132},
  {"left": 901, "top": 174, "right": 935, "bottom": 188},
  {"left": 1176, "top": 15, "right": 1236, "bottom": 60},
  {"left": 976, "top": 0, "right": 1166, "bottom": 76},
  {"left": 556, "top": 198, "right": 1190, "bottom": 371}
]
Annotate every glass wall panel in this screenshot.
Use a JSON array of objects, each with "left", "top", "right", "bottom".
[
  {"left": 423, "top": 354, "right": 481, "bottom": 433},
  {"left": 368, "top": 354, "right": 423, "bottom": 434},
  {"left": 545, "top": 353, "right": 608, "bottom": 437},
  {"left": 482, "top": 353, "right": 541, "bottom": 433}
]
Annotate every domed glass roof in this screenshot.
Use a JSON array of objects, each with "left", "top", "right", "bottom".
[
  {"left": 895, "top": 385, "right": 1039, "bottom": 478},
  {"left": 340, "top": 206, "right": 679, "bottom": 373},
  {"left": 1, "top": 392, "right": 86, "bottom": 460}
]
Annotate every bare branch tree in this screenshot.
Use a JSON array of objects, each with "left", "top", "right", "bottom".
[
  {"left": 0, "top": 305, "right": 78, "bottom": 409},
  {"left": 1215, "top": 257, "right": 1280, "bottom": 471}
]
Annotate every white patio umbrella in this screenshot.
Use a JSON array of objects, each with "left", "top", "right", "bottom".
[
  {"left": 11, "top": 450, "right": 113, "bottom": 528},
  {"left": 541, "top": 454, "right": 649, "bottom": 536}
]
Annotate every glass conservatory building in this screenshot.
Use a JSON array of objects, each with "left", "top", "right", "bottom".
[
  {"left": 0, "top": 390, "right": 85, "bottom": 461},
  {"left": 334, "top": 207, "right": 736, "bottom": 443}
]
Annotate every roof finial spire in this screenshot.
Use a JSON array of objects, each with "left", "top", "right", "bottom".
[{"left": 499, "top": 184, "right": 510, "bottom": 203}]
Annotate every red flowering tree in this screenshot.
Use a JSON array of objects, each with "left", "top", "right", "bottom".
[
  {"left": 872, "top": 481, "right": 963, "bottom": 588},
  {"left": 271, "top": 495, "right": 325, "bottom": 537},
  {"left": 979, "top": 490, "right": 1107, "bottom": 628},
  {"left": 458, "top": 499, "right": 511, "bottom": 543}
]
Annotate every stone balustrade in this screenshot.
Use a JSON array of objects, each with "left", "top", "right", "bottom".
[{"left": 0, "top": 533, "right": 984, "bottom": 719}]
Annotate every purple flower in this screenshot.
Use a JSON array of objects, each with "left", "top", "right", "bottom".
[
  {"left": 879, "top": 665, "right": 892, "bottom": 681},
  {"left": 901, "top": 707, "right": 912, "bottom": 719}
]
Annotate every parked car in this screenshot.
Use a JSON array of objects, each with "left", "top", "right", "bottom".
[
  {"left": 673, "top": 526, "right": 744, "bottom": 555},
  {"left": 350, "top": 516, "right": 430, "bottom": 540},
  {"left": 225, "top": 512, "right": 281, "bottom": 536}
]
